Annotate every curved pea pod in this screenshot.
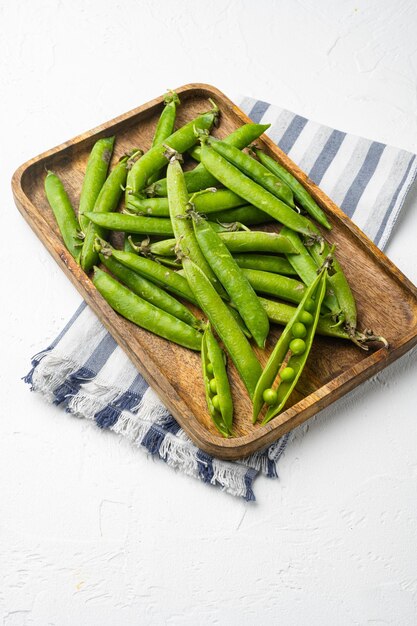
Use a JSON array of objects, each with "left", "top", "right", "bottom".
[
  {"left": 200, "top": 141, "right": 317, "bottom": 237},
  {"left": 210, "top": 140, "right": 295, "bottom": 208},
  {"left": 78, "top": 136, "right": 115, "bottom": 233},
  {"left": 126, "top": 102, "right": 218, "bottom": 201},
  {"left": 80, "top": 150, "right": 142, "bottom": 272},
  {"left": 44, "top": 171, "right": 81, "bottom": 261},
  {"left": 100, "top": 254, "right": 200, "bottom": 329},
  {"left": 281, "top": 227, "right": 340, "bottom": 314},
  {"left": 192, "top": 216, "right": 269, "bottom": 348},
  {"left": 93, "top": 268, "right": 202, "bottom": 351},
  {"left": 183, "top": 258, "right": 262, "bottom": 398},
  {"left": 147, "top": 90, "right": 180, "bottom": 185},
  {"left": 253, "top": 148, "right": 332, "bottom": 230},
  {"left": 147, "top": 123, "right": 271, "bottom": 197},
  {"left": 252, "top": 267, "right": 328, "bottom": 423},
  {"left": 95, "top": 240, "right": 198, "bottom": 305},
  {"left": 202, "top": 324, "right": 233, "bottom": 437}
]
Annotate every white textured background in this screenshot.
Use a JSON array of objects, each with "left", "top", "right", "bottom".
[{"left": 2, "top": 1, "right": 417, "bottom": 624}]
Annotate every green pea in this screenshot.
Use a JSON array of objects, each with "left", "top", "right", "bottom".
[
  {"left": 289, "top": 338, "right": 306, "bottom": 355},
  {"left": 206, "top": 363, "right": 214, "bottom": 376},
  {"left": 299, "top": 310, "right": 314, "bottom": 326},
  {"left": 292, "top": 322, "right": 307, "bottom": 338},
  {"left": 263, "top": 388, "right": 278, "bottom": 405},
  {"left": 304, "top": 298, "right": 315, "bottom": 312},
  {"left": 212, "top": 395, "right": 220, "bottom": 411},
  {"left": 209, "top": 378, "right": 217, "bottom": 394},
  {"left": 280, "top": 367, "right": 295, "bottom": 382}
]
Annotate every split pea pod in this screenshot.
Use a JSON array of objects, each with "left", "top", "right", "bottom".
[
  {"left": 93, "top": 268, "right": 202, "bottom": 351},
  {"left": 127, "top": 188, "right": 245, "bottom": 217},
  {"left": 100, "top": 254, "right": 200, "bottom": 328},
  {"left": 183, "top": 258, "right": 262, "bottom": 398},
  {"left": 202, "top": 324, "right": 233, "bottom": 437},
  {"left": 126, "top": 103, "right": 218, "bottom": 200},
  {"left": 281, "top": 226, "right": 340, "bottom": 314},
  {"left": 210, "top": 140, "right": 295, "bottom": 208},
  {"left": 80, "top": 150, "right": 142, "bottom": 272},
  {"left": 95, "top": 241, "right": 198, "bottom": 305},
  {"left": 253, "top": 148, "right": 332, "bottom": 230},
  {"left": 199, "top": 141, "right": 317, "bottom": 237},
  {"left": 192, "top": 215, "right": 269, "bottom": 348},
  {"left": 44, "top": 171, "right": 81, "bottom": 261},
  {"left": 166, "top": 152, "right": 226, "bottom": 297},
  {"left": 253, "top": 267, "right": 328, "bottom": 423},
  {"left": 147, "top": 91, "right": 180, "bottom": 185},
  {"left": 147, "top": 230, "right": 298, "bottom": 257},
  {"left": 147, "top": 123, "right": 271, "bottom": 197},
  {"left": 78, "top": 136, "right": 115, "bottom": 233}
]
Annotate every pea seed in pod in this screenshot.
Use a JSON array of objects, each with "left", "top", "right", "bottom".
[
  {"left": 280, "top": 367, "right": 295, "bottom": 382},
  {"left": 263, "top": 388, "right": 278, "bottom": 406},
  {"left": 292, "top": 322, "right": 307, "bottom": 338},
  {"left": 299, "top": 310, "right": 314, "bottom": 326},
  {"left": 289, "top": 338, "right": 306, "bottom": 355}
]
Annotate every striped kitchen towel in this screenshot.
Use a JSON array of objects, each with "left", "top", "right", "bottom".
[{"left": 24, "top": 97, "right": 417, "bottom": 500}]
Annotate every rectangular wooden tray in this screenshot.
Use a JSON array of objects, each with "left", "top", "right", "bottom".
[{"left": 12, "top": 83, "right": 417, "bottom": 460}]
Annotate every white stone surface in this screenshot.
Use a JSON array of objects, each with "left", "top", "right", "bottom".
[{"left": 1, "top": 1, "right": 417, "bottom": 624}]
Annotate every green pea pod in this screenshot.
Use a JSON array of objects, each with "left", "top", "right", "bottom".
[
  {"left": 147, "top": 91, "right": 180, "bottom": 186},
  {"left": 199, "top": 141, "right": 317, "bottom": 237},
  {"left": 78, "top": 136, "right": 115, "bottom": 233},
  {"left": 210, "top": 140, "right": 295, "bottom": 208},
  {"left": 192, "top": 215, "right": 269, "bottom": 348},
  {"left": 232, "top": 254, "right": 297, "bottom": 275},
  {"left": 281, "top": 227, "right": 340, "bottom": 314},
  {"left": 167, "top": 153, "right": 227, "bottom": 297},
  {"left": 128, "top": 188, "right": 245, "bottom": 217},
  {"left": 80, "top": 150, "right": 142, "bottom": 272},
  {"left": 202, "top": 324, "right": 233, "bottom": 437},
  {"left": 95, "top": 241, "right": 198, "bottom": 305},
  {"left": 241, "top": 269, "right": 306, "bottom": 304},
  {"left": 100, "top": 254, "right": 200, "bottom": 329},
  {"left": 253, "top": 267, "right": 327, "bottom": 423},
  {"left": 208, "top": 205, "right": 270, "bottom": 226},
  {"left": 93, "top": 268, "right": 202, "bottom": 351},
  {"left": 147, "top": 229, "right": 297, "bottom": 258},
  {"left": 148, "top": 123, "right": 271, "bottom": 197},
  {"left": 44, "top": 171, "right": 81, "bottom": 261},
  {"left": 84, "top": 212, "right": 175, "bottom": 237},
  {"left": 253, "top": 148, "right": 332, "bottom": 230},
  {"left": 126, "top": 103, "right": 218, "bottom": 201},
  {"left": 189, "top": 123, "right": 270, "bottom": 163},
  {"left": 183, "top": 258, "right": 262, "bottom": 398},
  {"left": 308, "top": 238, "right": 357, "bottom": 333}
]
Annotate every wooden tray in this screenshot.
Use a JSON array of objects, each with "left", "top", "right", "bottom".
[{"left": 12, "top": 83, "right": 417, "bottom": 460}]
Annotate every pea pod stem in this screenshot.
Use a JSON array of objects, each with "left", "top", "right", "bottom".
[
  {"left": 93, "top": 268, "right": 202, "bottom": 351},
  {"left": 147, "top": 123, "right": 271, "bottom": 197},
  {"left": 78, "top": 136, "right": 115, "bottom": 233},
  {"left": 44, "top": 171, "right": 81, "bottom": 261}
]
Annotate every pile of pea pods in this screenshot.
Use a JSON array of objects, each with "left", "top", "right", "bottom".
[{"left": 45, "top": 91, "right": 387, "bottom": 436}]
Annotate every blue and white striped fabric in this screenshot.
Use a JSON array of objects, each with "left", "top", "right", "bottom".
[{"left": 24, "top": 97, "right": 417, "bottom": 500}]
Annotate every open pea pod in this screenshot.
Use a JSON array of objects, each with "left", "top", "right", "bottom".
[
  {"left": 202, "top": 324, "right": 233, "bottom": 437},
  {"left": 252, "top": 266, "right": 328, "bottom": 424}
]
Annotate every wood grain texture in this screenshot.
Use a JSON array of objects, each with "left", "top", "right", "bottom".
[{"left": 12, "top": 83, "right": 417, "bottom": 459}]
